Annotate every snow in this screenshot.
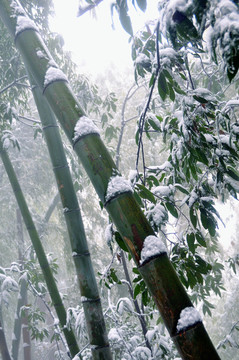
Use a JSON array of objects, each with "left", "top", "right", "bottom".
[
  {"left": 81, "top": 296, "right": 95, "bottom": 302},
  {"left": 148, "top": 161, "right": 173, "bottom": 171},
  {"left": 44, "top": 66, "right": 68, "bottom": 88},
  {"left": 222, "top": 99, "right": 239, "bottom": 113},
  {"left": 108, "top": 328, "right": 122, "bottom": 342},
  {"left": 104, "top": 223, "right": 112, "bottom": 244},
  {"left": 147, "top": 203, "right": 168, "bottom": 227},
  {"left": 3, "top": 138, "right": 10, "bottom": 150},
  {"left": 23, "top": 343, "right": 30, "bottom": 348},
  {"left": 15, "top": 16, "right": 38, "bottom": 36},
  {"left": 176, "top": 307, "right": 202, "bottom": 332},
  {"left": 116, "top": 297, "right": 134, "bottom": 315},
  {"left": 1, "top": 276, "right": 18, "bottom": 291},
  {"left": 72, "top": 251, "right": 78, "bottom": 256},
  {"left": 10, "top": 0, "right": 25, "bottom": 15},
  {"left": 160, "top": 47, "right": 178, "bottom": 66},
  {"left": 188, "top": 190, "right": 198, "bottom": 208},
  {"left": 128, "top": 169, "right": 138, "bottom": 184},
  {"left": 146, "top": 327, "right": 157, "bottom": 342},
  {"left": 204, "top": 134, "right": 215, "bottom": 143},
  {"left": 73, "top": 116, "right": 100, "bottom": 141},
  {"left": 72, "top": 355, "right": 81, "bottom": 360},
  {"left": 140, "top": 235, "right": 167, "bottom": 265},
  {"left": 105, "top": 175, "right": 133, "bottom": 203},
  {"left": 132, "top": 346, "right": 152, "bottom": 359},
  {"left": 135, "top": 53, "right": 149, "bottom": 65},
  {"left": 153, "top": 185, "right": 174, "bottom": 197}
]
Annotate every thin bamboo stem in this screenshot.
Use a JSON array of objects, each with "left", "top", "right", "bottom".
[
  {"left": 0, "top": 144, "right": 80, "bottom": 359},
  {"left": 29, "top": 73, "right": 112, "bottom": 360}
]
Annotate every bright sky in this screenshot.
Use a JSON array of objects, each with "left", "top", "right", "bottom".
[{"left": 50, "top": 0, "right": 159, "bottom": 76}]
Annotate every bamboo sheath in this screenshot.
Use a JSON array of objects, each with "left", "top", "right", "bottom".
[
  {"left": 0, "top": 1, "right": 221, "bottom": 358},
  {"left": 29, "top": 74, "right": 112, "bottom": 360},
  {"left": 0, "top": 145, "right": 80, "bottom": 358}
]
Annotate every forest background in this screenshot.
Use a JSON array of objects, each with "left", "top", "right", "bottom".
[{"left": 1, "top": 0, "right": 239, "bottom": 359}]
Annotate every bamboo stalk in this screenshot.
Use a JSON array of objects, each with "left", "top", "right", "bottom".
[
  {"left": 0, "top": 144, "right": 80, "bottom": 359},
  {"left": 0, "top": 316, "right": 11, "bottom": 360},
  {"left": 0, "top": 1, "right": 221, "bottom": 358},
  {"left": 29, "top": 74, "right": 112, "bottom": 360}
]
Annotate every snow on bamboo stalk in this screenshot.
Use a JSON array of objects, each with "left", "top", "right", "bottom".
[
  {"left": 0, "top": 143, "right": 80, "bottom": 359},
  {"left": 29, "top": 76, "right": 112, "bottom": 360},
  {"left": 0, "top": 1, "right": 221, "bottom": 358}
]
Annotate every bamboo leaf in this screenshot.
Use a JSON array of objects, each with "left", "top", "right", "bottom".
[
  {"left": 190, "top": 207, "right": 197, "bottom": 228},
  {"left": 136, "top": 0, "right": 147, "bottom": 12},
  {"left": 175, "top": 184, "right": 189, "bottom": 195},
  {"left": 158, "top": 72, "right": 168, "bottom": 101},
  {"left": 166, "top": 202, "right": 178, "bottom": 218},
  {"left": 187, "top": 233, "right": 195, "bottom": 254},
  {"left": 115, "top": 231, "right": 129, "bottom": 252}
]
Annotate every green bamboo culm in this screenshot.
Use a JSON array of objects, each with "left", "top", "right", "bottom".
[
  {"left": 0, "top": 1, "right": 221, "bottom": 359},
  {"left": 0, "top": 143, "right": 80, "bottom": 359},
  {"left": 0, "top": 316, "right": 11, "bottom": 360},
  {"left": 29, "top": 73, "right": 112, "bottom": 360}
]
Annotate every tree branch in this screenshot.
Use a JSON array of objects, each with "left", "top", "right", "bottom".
[{"left": 77, "top": 0, "right": 104, "bottom": 17}]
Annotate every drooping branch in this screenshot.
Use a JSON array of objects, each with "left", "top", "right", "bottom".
[{"left": 77, "top": 0, "right": 104, "bottom": 17}]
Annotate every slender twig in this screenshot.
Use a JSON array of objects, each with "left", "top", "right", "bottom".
[
  {"left": 27, "top": 279, "right": 70, "bottom": 358},
  {"left": 0, "top": 75, "right": 28, "bottom": 95},
  {"left": 135, "top": 21, "right": 160, "bottom": 179},
  {"left": 19, "top": 115, "right": 41, "bottom": 124}
]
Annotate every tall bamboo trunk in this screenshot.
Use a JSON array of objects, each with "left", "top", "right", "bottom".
[
  {"left": 0, "top": 1, "right": 221, "bottom": 358},
  {"left": 0, "top": 316, "right": 11, "bottom": 360},
  {"left": 28, "top": 73, "right": 112, "bottom": 360},
  {"left": 11, "top": 209, "right": 32, "bottom": 360},
  {"left": 0, "top": 144, "right": 80, "bottom": 359}
]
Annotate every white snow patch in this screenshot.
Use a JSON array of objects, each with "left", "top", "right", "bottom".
[
  {"left": 44, "top": 66, "right": 68, "bottom": 88},
  {"left": 108, "top": 328, "right": 122, "bottom": 342},
  {"left": 116, "top": 297, "right": 134, "bottom": 315},
  {"left": 188, "top": 190, "right": 198, "bottom": 207},
  {"left": 105, "top": 175, "right": 133, "bottom": 202},
  {"left": 146, "top": 327, "right": 157, "bottom": 343},
  {"left": 105, "top": 224, "right": 112, "bottom": 244},
  {"left": 81, "top": 296, "right": 94, "bottom": 302},
  {"left": 204, "top": 134, "right": 215, "bottom": 143},
  {"left": 153, "top": 185, "right": 174, "bottom": 197},
  {"left": 23, "top": 343, "right": 30, "bottom": 348},
  {"left": 147, "top": 203, "right": 168, "bottom": 226},
  {"left": 177, "top": 307, "right": 202, "bottom": 332},
  {"left": 128, "top": 169, "right": 138, "bottom": 184},
  {"left": 135, "top": 53, "right": 149, "bottom": 65},
  {"left": 140, "top": 235, "right": 167, "bottom": 265},
  {"left": 53, "top": 317, "right": 59, "bottom": 326},
  {"left": 222, "top": 99, "right": 239, "bottom": 113},
  {"left": 73, "top": 116, "right": 100, "bottom": 141},
  {"left": 132, "top": 346, "right": 152, "bottom": 359},
  {"left": 15, "top": 16, "right": 38, "bottom": 36}
]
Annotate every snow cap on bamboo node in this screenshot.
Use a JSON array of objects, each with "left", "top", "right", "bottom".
[
  {"left": 10, "top": 1, "right": 38, "bottom": 36},
  {"left": 44, "top": 66, "right": 68, "bottom": 88},
  {"left": 73, "top": 116, "right": 100, "bottom": 141},
  {"left": 105, "top": 175, "right": 133, "bottom": 203},
  {"left": 140, "top": 235, "right": 167, "bottom": 265},
  {"left": 176, "top": 306, "right": 202, "bottom": 332}
]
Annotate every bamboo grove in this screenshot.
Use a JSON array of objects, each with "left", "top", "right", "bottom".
[{"left": 0, "top": 0, "right": 224, "bottom": 359}]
